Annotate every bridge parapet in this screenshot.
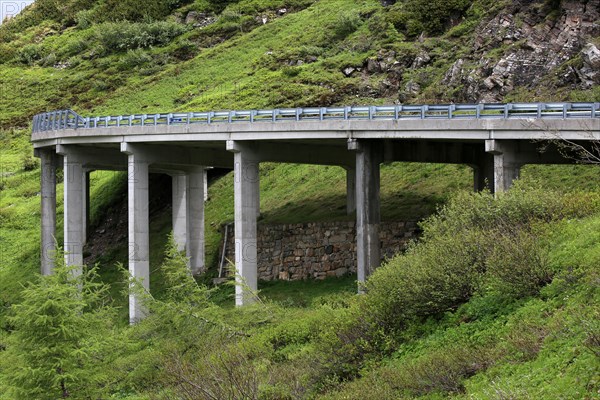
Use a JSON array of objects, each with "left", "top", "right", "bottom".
[{"left": 32, "top": 102, "right": 600, "bottom": 134}]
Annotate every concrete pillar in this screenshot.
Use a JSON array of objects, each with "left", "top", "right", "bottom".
[
  {"left": 172, "top": 174, "right": 187, "bottom": 252},
  {"left": 122, "top": 144, "right": 150, "bottom": 323},
  {"left": 39, "top": 149, "right": 57, "bottom": 275},
  {"left": 83, "top": 170, "right": 90, "bottom": 244},
  {"left": 227, "top": 141, "right": 259, "bottom": 306},
  {"left": 187, "top": 167, "right": 205, "bottom": 275},
  {"left": 61, "top": 151, "right": 85, "bottom": 274},
  {"left": 345, "top": 166, "right": 356, "bottom": 215},
  {"left": 485, "top": 140, "right": 521, "bottom": 193},
  {"left": 349, "top": 139, "right": 382, "bottom": 285},
  {"left": 203, "top": 168, "right": 209, "bottom": 202}
]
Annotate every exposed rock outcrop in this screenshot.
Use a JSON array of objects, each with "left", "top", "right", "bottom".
[{"left": 442, "top": 0, "right": 600, "bottom": 102}]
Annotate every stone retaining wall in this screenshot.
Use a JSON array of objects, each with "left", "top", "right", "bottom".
[{"left": 222, "top": 220, "right": 419, "bottom": 281}]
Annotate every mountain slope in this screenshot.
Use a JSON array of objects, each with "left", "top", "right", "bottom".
[{"left": 0, "top": 0, "right": 599, "bottom": 398}]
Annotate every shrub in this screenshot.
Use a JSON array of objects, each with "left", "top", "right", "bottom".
[
  {"left": 380, "top": 345, "right": 497, "bottom": 396},
  {"left": 21, "top": 155, "right": 39, "bottom": 171},
  {"left": 364, "top": 184, "right": 576, "bottom": 338},
  {"left": 100, "top": 0, "right": 194, "bottom": 22},
  {"left": 75, "top": 9, "right": 95, "bottom": 29},
  {"left": 331, "top": 11, "right": 362, "bottom": 40},
  {"left": 118, "top": 49, "right": 154, "bottom": 71},
  {"left": 16, "top": 44, "right": 45, "bottom": 65},
  {"left": 387, "top": 0, "right": 471, "bottom": 36},
  {"left": 97, "top": 21, "right": 187, "bottom": 53},
  {"left": 0, "top": 43, "right": 17, "bottom": 63}
]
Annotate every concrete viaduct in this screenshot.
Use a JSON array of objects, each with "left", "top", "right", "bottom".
[{"left": 31, "top": 103, "right": 600, "bottom": 323}]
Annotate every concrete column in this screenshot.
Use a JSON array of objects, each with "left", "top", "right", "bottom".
[
  {"left": 61, "top": 151, "right": 85, "bottom": 274},
  {"left": 172, "top": 174, "right": 187, "bottom": 252},
  {"left": 485, "top": 140, "right": 521, "bottom": 193},
  {"left": 349, "top": 139, "right": 382, "bottom": 285},
  {"left": 345, "top": 166, "right": 356, "bottom": 215},
  {"left": 39, "top": 149, "right": 57, "bottom": 275},
  {"left": 227, "top": 141, "right": 259, "bottom": 306},
  {"left": 122, "top": 144, "right": 150, "bottom": 323},
  {"left": 83, "top": 170, "right": 90, "bottom": 244},
  {"left": 203, "top": 168, "right": 209, "bottom": 202},
  {"left": 187, "top": 167, "right": 205, "bottom": 275}
]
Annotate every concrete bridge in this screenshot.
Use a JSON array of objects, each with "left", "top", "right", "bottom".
[{"left": 31, "top": 103, "right": 600, "bottom": 322}]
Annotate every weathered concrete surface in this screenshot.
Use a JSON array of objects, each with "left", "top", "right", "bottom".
[
  {"left": 172, "top": 173, "right": 187, "bottom": 252},
  {"left": 38, "top": 148, "right": 57, "bottom": 275},
  {"left": 227, "top": 140, "right": 260, "bottom": 306},
  {"left": 485, "top": 139, "right": 521, "bottom": 193},
  {"left": 350, "top": 139, "right": 382, "bottom": 284},
  {"left": 187, "top": 167, "right": 205, "bottom": 275},
  {"left": 121, "top": 143, "right": 150, "bottom": 324},
  {"left": 57, "top": 145, "right": 85, "bottom": 275}
]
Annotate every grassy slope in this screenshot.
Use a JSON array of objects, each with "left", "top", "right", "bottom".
[
  {"left": 0, "top": 0, "right": 599, "bottom": 397},
  {"left": 321, "top": 214, "right": 600, "bottom": 399}
]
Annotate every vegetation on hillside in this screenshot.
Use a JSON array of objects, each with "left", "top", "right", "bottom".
[
  {"left": 0, "top": 0, "right": 599, "bottom": 398},
  {"left": 1, "top": 185, "right": 599, "bottom": 398}
]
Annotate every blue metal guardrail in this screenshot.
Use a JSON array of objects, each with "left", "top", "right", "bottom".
[{"left": 32, "top": 103, "right": 600, "bottom": 133}]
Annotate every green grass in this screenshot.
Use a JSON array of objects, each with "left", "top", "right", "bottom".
[
  {"left": 210, "top": 274, "right": 357, "bottom": 308},
  {"left": 1, "top": 0, "right": 600, "bottom": 397},
  {"left": 319, "top": 214, "right": 600, "bottom": 400}
]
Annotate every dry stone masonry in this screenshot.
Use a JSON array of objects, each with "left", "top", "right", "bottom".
[{"left": 223, "top": 221, "right": 419, "bottom": 281}]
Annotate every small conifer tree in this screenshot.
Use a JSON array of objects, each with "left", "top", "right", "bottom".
[{"left": 2, "top": 248, "right": 115, "bottom": 399}]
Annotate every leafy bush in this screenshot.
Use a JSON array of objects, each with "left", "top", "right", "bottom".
[
  {"left": 331, "top": 11, "right": 362, "bottom": 40},
  {"left": 20, "top": 155, "right": 39, "bottom": 171},
  {"left": 75, "top": 9, "right": 95, "bottom": 29},
  {"left": 97, "top": 21, "right": 187, "bottom": 53},
  {"left": 0, "top": 43, "right": 17, "bottom": 64},
  {"left": 364, "top": 184, "right": 586, "bottom": 338},
  {"left": 16, "top": 44, "right": 45, "bottom": 65},
  {"left": 118, "top": 49, "right": 154, "bottom": 71},
  {"left": 99, "top": 0, "right": 193, "bottom": 22},
  {"left": 387, "top": 0, "right": 471, "bottom": 36}
]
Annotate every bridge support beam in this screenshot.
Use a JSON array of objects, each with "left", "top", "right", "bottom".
[
  {"left": 349, "top": 139, "right": 382, "bottom": 285},
  {"left": 227, "top": 141, "right": 259, "bottom": 306},
  {"left": 187, "top": 167, "right": 206, "bottom": 275},
  {"left": 485, "top": 140, "right": 522, "bottom": 193},
  {"left": 37, "top": 148, "right": 57, "bottom": 275},
  {"left": 122, "top": 144, "right": 150, "bottom": 324},
  {"left": 57, "top": 146, "right": 86, "bottom": 276}
]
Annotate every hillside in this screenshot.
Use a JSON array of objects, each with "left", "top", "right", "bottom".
[{"left": 0, "top": 0, "right": 599, "bottom": 398}]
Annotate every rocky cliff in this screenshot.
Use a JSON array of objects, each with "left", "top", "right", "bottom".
[{"left": 356, "top": 0, "right": 599, "bottom": 104}]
